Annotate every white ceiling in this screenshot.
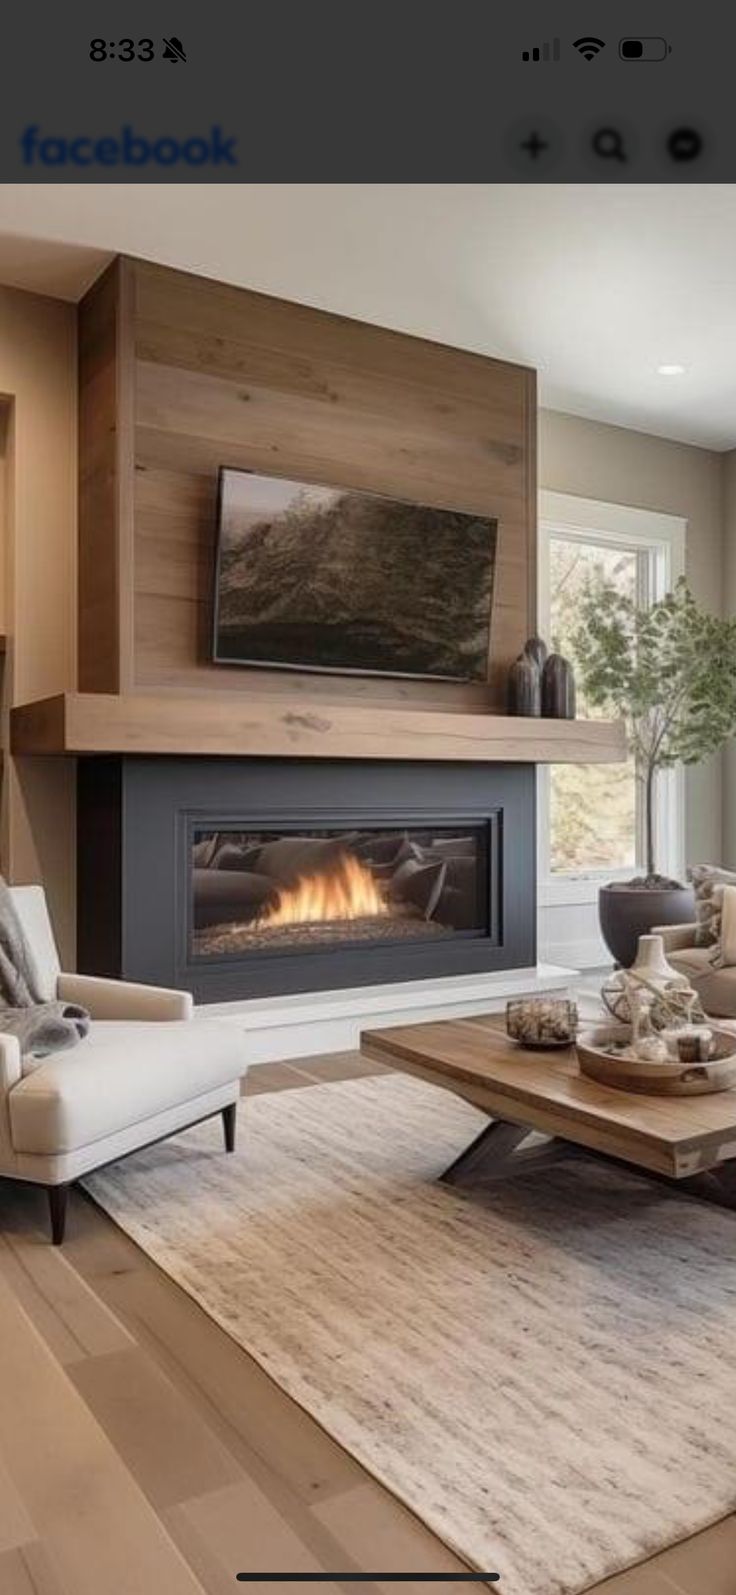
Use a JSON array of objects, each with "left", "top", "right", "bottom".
[{"left": 1, "top": 183, "right": 735, "bottom": 450}]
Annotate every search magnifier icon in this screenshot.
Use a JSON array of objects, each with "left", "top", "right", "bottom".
[{"left": 593, "top": 126, "right": 628, "bottom": 161}]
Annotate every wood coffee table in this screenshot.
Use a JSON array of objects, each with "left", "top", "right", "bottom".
[{"left": 361, "top": 1014, "right": 736, "bottom": 1208}]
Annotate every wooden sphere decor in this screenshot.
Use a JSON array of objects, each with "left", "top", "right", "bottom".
[
  {"left": 507, "top": 653, "right": 541, "bottom": 716},
  {"left": 541, "top": 653, "right": 577, "bottom": 719}
]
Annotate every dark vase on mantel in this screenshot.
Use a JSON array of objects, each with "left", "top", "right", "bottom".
[
  {"left": 523, "top": 636, "right": 548, "bottom": 671},
  {"left": 541, "top": 653, "right": 576, "bottom": 719},
  {"left": 507, "top": 653, "right": 541, "bottom": 716}
]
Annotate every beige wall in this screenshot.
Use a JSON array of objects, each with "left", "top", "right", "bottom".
[
  {"left": 0, "top": 285, "right": 77, "bottom": 960},
  {"left": 722, "top": 449, "right": 736, "bottom": 865},
  {"left": 540, "top": 410, "right": 725, "bottom": 868},
  {"left": 0, "top": 404, "right": 8, "bottom": 629}
]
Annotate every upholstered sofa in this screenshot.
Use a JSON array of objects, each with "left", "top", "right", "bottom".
[
  {"left": 0, "top": 886, "right": 246, "bottom": 1243},
  {"left": 655, "top": 922, "right": 736, "bottom": 1018}
]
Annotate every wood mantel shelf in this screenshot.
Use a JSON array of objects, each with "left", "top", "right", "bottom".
[{"left": 11, "top": 692, "right": 626, "bottom": 764}]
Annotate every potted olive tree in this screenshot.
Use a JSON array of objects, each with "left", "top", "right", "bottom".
[{"left": 573, "top": 578, "right": 736, "bottom": 966}]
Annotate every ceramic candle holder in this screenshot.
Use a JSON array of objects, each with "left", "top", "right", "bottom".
[
  {"left": 660, "top": 1024, "right": 713, "bottom": 1062},
  {"left": 675, "top": 1026, "right": 713, "bottom": 1063}
]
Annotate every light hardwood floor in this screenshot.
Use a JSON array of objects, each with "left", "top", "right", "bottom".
[{"left": 0, "top": 1052, "right": 734, "bottom": 1595}]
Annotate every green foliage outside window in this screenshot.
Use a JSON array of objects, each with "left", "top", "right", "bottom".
[
  {"left": 572, "top": 578, "right": 736, "bottom": 881},
  {"left": 548, "top": 538, "right": 637, "bottom": 875}
]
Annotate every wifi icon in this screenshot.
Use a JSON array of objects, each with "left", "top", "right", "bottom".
[{"left": 573, "top": 36, "right": 606, "bottom": 60}]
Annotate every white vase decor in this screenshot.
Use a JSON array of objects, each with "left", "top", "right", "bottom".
[
  {"left": 615, "top": 963, "right": 709, "bottom": 1065},
  {"left": 601, "top": 932, "right": 702, "bottom": 1037},
  {"left": 629, "top": 933, "right": 684, "bottom": 988}
]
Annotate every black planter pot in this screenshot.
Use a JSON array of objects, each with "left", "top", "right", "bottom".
[{"left": 598, "top": 882, "right": 696, "bottom": 968}]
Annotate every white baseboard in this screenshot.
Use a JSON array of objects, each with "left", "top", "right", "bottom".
[{"left": 196, "top": 964, "right": 576, "bottom": 1065}]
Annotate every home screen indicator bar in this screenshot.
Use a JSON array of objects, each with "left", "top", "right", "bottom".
[{"left": 235, "top": 1576, "right": 501, "bottom": 1584}]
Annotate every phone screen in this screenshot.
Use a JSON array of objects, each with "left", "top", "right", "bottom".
[{"left": 0, "top": 8, "right": 734, "bottom": 1595}]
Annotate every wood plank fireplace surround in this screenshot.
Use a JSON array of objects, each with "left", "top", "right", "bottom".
[{"left": 11, "top": 259, "right": 624, "bottom": 1056}]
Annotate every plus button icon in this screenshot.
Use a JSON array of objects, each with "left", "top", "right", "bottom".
[{"left": 520, "top": 129, "right": 549, "bottom": 159}]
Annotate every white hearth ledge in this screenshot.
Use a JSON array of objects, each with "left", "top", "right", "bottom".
[{"left": 196, "top": 964, "right": 575, "bottom": 1066}]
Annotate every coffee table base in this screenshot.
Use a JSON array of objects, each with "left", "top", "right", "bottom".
[{"left": 439, "top": 1116, "right": 736, "bottom": 1212}]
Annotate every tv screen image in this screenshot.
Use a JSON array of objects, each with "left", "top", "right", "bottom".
[{"left": 212, "top": 468, "right": 498, "bottom": 681}]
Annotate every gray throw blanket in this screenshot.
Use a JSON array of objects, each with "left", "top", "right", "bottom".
[{"left": 0, "top": 878, "right": 90, "bottom": 1060}]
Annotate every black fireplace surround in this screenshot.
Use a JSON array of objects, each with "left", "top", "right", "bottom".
[{"left": 78, "top": 758, "right": 536, "bottom": 1004}]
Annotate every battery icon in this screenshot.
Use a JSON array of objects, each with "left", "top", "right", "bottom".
[{"left": 619, "top": 37, "right": 671, "bottom": 60}]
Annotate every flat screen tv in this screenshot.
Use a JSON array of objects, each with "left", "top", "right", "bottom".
[{"left": 212, "top": 467, "right": 498, "bottom": 681}]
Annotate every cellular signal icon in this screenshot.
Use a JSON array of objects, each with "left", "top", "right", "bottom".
[
  {"left": 522, "top": 37, "right": 560, "bottom": 62},
  {"left": 162, "top": 36, "right": 186, "bottom": 62}
]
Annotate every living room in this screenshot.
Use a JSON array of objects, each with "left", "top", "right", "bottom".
[{"left": 1, "top": 182, "right": 735, "bottom": 1595}]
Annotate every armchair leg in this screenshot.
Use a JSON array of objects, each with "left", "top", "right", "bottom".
[
  {"left": 48, "top": 1184, "right": 69, "bottom": 1246},
  {"left": 222, "top": 1103, "right": 237, "bottom": 1153}
]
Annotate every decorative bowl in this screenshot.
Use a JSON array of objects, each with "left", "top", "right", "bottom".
[{"left": 576, "top": 1023, "right": 736, "bottom": 1095}]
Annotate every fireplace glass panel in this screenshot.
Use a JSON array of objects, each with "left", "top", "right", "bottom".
[{"left": 191, "top": 824, "right": 489, "bottom": 959}]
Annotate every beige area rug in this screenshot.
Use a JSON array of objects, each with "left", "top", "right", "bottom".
[{"left": 84, "top": 1074, "right": 736, "bottom": 1595}]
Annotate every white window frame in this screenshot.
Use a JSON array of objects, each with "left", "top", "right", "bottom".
[{"left": 538, "top": 491, "right": 686, "bottom": 909}]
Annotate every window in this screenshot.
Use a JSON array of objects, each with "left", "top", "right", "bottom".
[{"left": 538, "top": 493, "right": 685, "bottom": 902}]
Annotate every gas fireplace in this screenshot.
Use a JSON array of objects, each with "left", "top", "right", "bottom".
[
  {"left": 191, "top": 823, "right": 488, "bottom": 960},
  {"left": 77, "top": 758, "right": 535, "bottom": 1003}
]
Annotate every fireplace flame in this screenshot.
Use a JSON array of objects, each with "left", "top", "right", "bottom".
[{"left": 259, "top": 852, "right": 387, "bottom": 927}]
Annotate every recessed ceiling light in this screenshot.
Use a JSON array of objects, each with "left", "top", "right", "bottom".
[{"left": 657, "top": 363, "right": 686, "bottom": 376}]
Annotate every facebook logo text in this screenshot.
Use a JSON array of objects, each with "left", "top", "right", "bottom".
[{"left": 20, "top": 125, "right": 237, "bottom": 167}]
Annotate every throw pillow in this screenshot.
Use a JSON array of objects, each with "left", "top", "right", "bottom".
[
  {"left": 689, "top": 864, "right": 736, "bottom": 947},
  {"left": 353, "top": 832, "right": 407, "bottom": 866},
  {"left": 193, "top": 868, "right": 278, "bottom": 929},
  {"left": 192, "top": 834, "right": 220, "bottom": 868},
  {"left": 435, "top": 856, "right": 480, "bottom": 930},
  {"left": 254, "top": 835, "right": 357, "bottom": 888},
  {"left": 212, "top": 842, "right": 264, "bottom": 873},
  {"left": 710, "top": 884, "right": 736, "bottom": 968},
  {"left": 423, "top": 836, "right": 477, "bottom": 860},
  {"left": 360, "top": 836, "right": 421, "bottom": 873},
  {"left": 386, "top": 857, "right": 447, "bottom": 921}
]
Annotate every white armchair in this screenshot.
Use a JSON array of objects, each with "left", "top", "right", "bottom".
[{"left": 0, "top": 886, "right": 246, "bottom": 1244}]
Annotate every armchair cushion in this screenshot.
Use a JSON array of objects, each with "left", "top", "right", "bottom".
[
  {"left": 57, "top": 973, "right": 193, "bottom": 1022},
  {"left": 651, "top": 923, "right": 698, "bottom": 954},
  {"left": 0, "top": 1032, "right": 21, "bottom": 1094},
  {"left": 656, "top": 945, "right": 736, "bottom": 1019},
  {"left": 9, "top": 1019, "right": 245, "bottom": 1156}
]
